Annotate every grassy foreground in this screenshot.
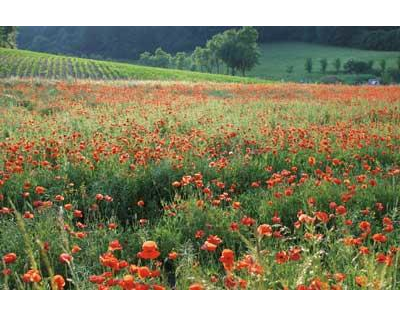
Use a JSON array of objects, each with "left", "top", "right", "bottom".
[
  {"left": 0, "top": 48, "right": 262, "bottom": 83},
  {"left": 0, "top": 79, "right": 399, "bottom": 290}
]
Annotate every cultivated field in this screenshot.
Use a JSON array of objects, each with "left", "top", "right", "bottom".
[
  {"left": 0, "top": 48, "right": 261, "bottom": 83},
  {"left": 0, "top": 79, "right": 399, "bottom": 290}
]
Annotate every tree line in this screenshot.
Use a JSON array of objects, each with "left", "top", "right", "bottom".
[
  {"left": 138, "top": 27, "right": 260, "bottom": 76},
  {"left": 300, "top": 56, "right": 400, "bottom": 83},
  {"left": 16, "top": 27, "right": 400, "bottom": 61}
]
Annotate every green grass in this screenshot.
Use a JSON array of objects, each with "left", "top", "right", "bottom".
[
  {"left": 0, "top": 48, "right": 263, "bottom": 83},
  {"left": 248, "top": 42, "right": 400, "bottom": 83}
]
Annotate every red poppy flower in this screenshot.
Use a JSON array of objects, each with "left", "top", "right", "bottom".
[
  {"left": 359, "top": 221, "right": 371, "bottom": 232},
  {"left": 2, "top": 253, "right": 17, "bottom": 264},
  {"left": 335, "top": 205, "right": 347, "bottom": 215},
  {"left": 59, "top": 253, "right": 73, "bottom": 264},
  {"left": 372, "top": 233, "right": 387, "bottom": 243},
  {"left": 275, "top": 251, "right": 289, "bottom": 264}
]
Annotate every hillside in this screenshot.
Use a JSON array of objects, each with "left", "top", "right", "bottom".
[
  {"left": 0, "top": 48, "right": 262, "bottom": 83},
  {"left": 248, "top": 42, "right": 400, "bottom": 83},
  {"left": 16, "top": 27, "right": 400, "bottom": 60}
]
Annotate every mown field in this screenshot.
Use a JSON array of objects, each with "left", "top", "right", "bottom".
[
  {"left": 1, "top": 79, "right": 400, "bottom": 290},
  {"left": 248, "top": 42, "right": 400, "bottom": 82},
  {"left": 0, "top": 48, "right": 261, "bottom": 83}
]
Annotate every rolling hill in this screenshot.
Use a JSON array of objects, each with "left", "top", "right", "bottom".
[
  {"left": 2, "top": 43, "right": 399, "bottom": 84},
  {"left": 0, "top": 48, "right": 262, "bottom": 83}
]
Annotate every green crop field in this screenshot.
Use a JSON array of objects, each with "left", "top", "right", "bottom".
[
  {"left": 248, "top": 42, "right": 400, "bottom": 83},
  {"left": 0, "top": 48, "right": 262, "bottom": 83}
]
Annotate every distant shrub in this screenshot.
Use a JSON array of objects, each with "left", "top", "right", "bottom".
[
  {"left": 286, "top": 65, "right": 294, "bottom": 74},
  {"left": 343, "top": 59, "right": 373, "bottom": 74},
  {"left": 387, "top": 68, "right": 400, "bottom": 83},
  {"left": 319, "top": 75, "right": 342, "bottom": 84}
]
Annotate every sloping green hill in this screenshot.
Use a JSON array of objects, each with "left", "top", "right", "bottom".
[
  {"left": 0, "top": 48, "right": 262, "bottom": 83},
  {"left": 248, "top": 42, "right": 400, "bottom": 82}
]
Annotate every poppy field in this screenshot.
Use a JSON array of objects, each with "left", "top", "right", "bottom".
[{"left": 0, "top": 79, "right": 400, "bottom": 290}]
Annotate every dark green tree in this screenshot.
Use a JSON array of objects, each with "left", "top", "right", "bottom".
[
  {"left": 218, "top": 27, "right": 259, "bottom": 76},
  {"left": 0, "top": 26, "right": 18, "bottom": 48},
  {"left": 379, "top": 59, "right": 386, "bottom": 74},
  {"left": 305, "top": 58, "right": 313, "bottom": 73},
  {"left": 320, "top": 58, "right": 328, "bottom": 73},
  {"left": 333, "top": 58, "right": 341, "bottom": 74}
]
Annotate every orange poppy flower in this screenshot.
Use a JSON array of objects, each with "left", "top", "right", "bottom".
[
  {"left": 359, "top": 246, "right": 370, "bottom": 255},
  {"left": 53, "top": 275, "right": 66, "bottom": 290},
  {"left": 219, "top": 249, "right": 235, "bottom": 271},
  {"left": 137, "top": 266, "right": 151, "bottom": 279},
  {"left": 73, "top": 210, "right": 83, "bottom": 218},
  {"left": 232, "top": 201, "right": 241, "bottom": 209},
  {"left": 71, "top": 245, "right": 82, "bottom": 253},
  {"left": 195, "top": 230, "right": 204, "bottom": 238},
  {"left": 35, "top": 186, "right": 46, "bottom": 195},
  {"left": 201, "top": 241, "right": 218, "bottom": 252},
  {"left": 172, "top": 181, "right": 181, "bottom": 188},
  {"left": 108, "top": 223, "right": 118, "bottom": 230},
  {"left": 376, "top": 253, "right": 392, "bottom": 266},
  {"left": 55, "top": 195, "right": 64, "bottom": 201},
  {"left": 308, "top": 156, "right": 316, "bottom": 166},
  {"left": 138, "top": 241, "right": 160, "bottom": 260},
  {"left": 108, "top": 240, "right": 123, "bottom": 252},
  {"left": 168, "top": 251, "right": 178, "bottom": 260},
  {"left": 23, "top": 211, "right": 34, "bottom": 219},
  {"left": 22, "top": 269, "right": 42, "bottom": 283},
  {"left": 315, "top": 211, "right": 329, "bottom": 223},
  {"left": 241, "top": 216, "right": 255, "bottom": 226},
  {"left": 257, "top": 224, "right": 272, "bottom": 237},
  {"left": 355, "top": 276, "right": 367, "bottom": 287},
  {"left": 189, "top": 283, "right": 204, "bottom": 290},
  {"left": 120, "top": 274, "right": 135, "bottom": 290}
]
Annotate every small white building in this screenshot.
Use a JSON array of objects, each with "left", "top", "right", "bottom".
[{"left": 368, "top": 78, "right": 380, "bottom": 85}]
